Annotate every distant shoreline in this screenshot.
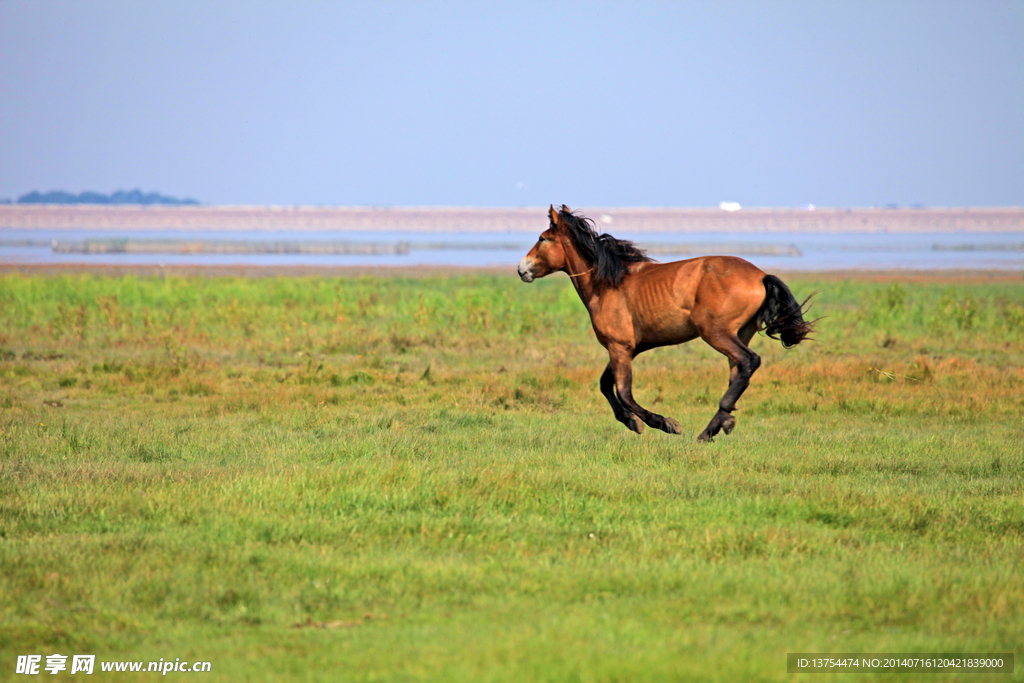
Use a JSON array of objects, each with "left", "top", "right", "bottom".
[
  {"left": 2, "top": 261, "right": 1022, "bottom": 282},
  {"left": 1, "top": 205, "right": 1022, "bottom": 233}
]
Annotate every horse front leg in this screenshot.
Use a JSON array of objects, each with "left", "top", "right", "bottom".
[
  {"left": 600, "top": 364, "right": 644, "bottom": 434},
  {"left": 608, "top": 347, "right": 682, "bottom": 435}
]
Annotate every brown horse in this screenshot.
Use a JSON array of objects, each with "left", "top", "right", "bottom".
[{"left": 518, "top": 205, "right": 814, "bottom": 442}]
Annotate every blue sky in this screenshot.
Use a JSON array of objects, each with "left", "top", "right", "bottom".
[{"left": 1, "top": 1, "right": 1021, "bottom": 207}]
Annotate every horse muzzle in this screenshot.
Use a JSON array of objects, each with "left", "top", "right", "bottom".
[{"left": 517, "top": 257, "right": 535, "bottom": 283}]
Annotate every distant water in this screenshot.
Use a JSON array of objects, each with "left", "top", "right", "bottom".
[{"left": 1, "top": 228, "right": 1022, "bottom": 270}]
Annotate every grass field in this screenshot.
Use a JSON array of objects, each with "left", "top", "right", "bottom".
[{"left": 1, "top": 269, "right": 1022, "bottom": 681}]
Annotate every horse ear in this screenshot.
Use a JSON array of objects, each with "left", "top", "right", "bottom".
[
  {"left": 549, "top": 205, "right": 560, "bottom": 226},
  {"left": 561, "top": 204, "right": 570, "bottom": 213}
]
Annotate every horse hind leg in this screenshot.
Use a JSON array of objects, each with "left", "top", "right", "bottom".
[
  {"left": 601, "top": 364, "right": 644, "bottom": 434},
  {"left": 698, "top": 325, "right": 760, "bottom": 443},
  {"left": 705, "top": 362, "right": 744, "bottom": 438}
]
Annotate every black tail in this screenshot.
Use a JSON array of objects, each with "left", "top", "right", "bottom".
[{"left": 758, "top": 275, "right": 815, "bottom": 348}]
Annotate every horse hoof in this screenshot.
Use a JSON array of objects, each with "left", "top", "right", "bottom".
[
  {"left": 627, "top": 417, "right": 645, "bottom": 434},
  {"left": 696, "top": 430, "right": 714, "bottom": 443},
  {"left": 721, "top": 414, "right": 736, "bottom": 434},
  {"left": 662, "top": 417, "right": 682, "bottom": 435}
]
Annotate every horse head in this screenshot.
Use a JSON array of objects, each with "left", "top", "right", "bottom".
[{"left": 517, "top": 205, "right": 571, "bottom": 283}]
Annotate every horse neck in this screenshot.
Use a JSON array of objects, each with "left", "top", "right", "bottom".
[{"left": 560, "top": 235, "right": 599, "bottom": 307}]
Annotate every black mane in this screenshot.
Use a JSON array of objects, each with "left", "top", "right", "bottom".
[{"left": 558, "top": 207, "right": 651, "bottom": 286}]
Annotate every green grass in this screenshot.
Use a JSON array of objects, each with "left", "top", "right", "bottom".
[{"left": 1, "top": 271, "right": 1022, "bottom": 682}]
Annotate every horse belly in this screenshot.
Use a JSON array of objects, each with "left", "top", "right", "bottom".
[{"left": 634, "top": 307, "right": 698, "bottom": 346}]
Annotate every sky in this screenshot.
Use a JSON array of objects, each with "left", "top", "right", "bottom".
[{"left": 0, "top": 1, "right": 1021, "bottom": 208}]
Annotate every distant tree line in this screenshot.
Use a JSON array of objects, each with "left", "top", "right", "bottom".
[{"left": 10, "top": 189, "right": 200, "bottom": 205}]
